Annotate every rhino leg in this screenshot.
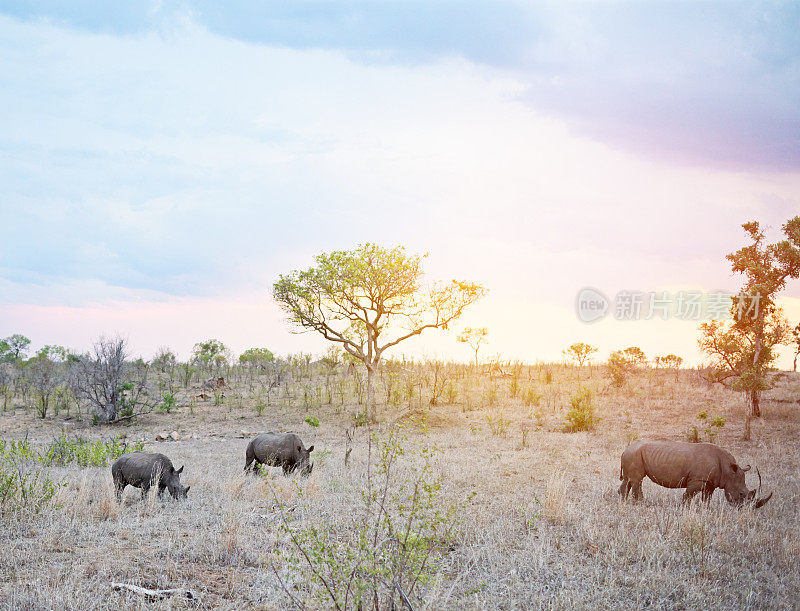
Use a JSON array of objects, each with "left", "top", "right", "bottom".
[
  {"left": 114, "top": 479, "right": 126, "bottom": 502},
  {"left": 682, "top": 481, "right": 704, "bottom": 504},
  {"left": 618, "top": 478, "right": 632, "bottom": 500},
  {"left": 631, "top": 479, "right": 643, "bottom": 501},
  {"left": 701, "top": 484, "right": 715, "bottom": 504},
  {"left": 244, "top": 443, "right": 256, "bottom": 474}
]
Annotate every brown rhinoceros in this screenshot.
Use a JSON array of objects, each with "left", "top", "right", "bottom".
[
  {"left": 619, "top": 439, "right": 772, "bottom": 508},
  {"left": 244, "top": 432, "right": 314, "bottom": 476}
]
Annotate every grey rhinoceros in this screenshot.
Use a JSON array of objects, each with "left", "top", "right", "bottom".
[
  {"left": 112, "top": 452, "right": 190, "bottom": 501},
  {"left": 244, "top": 432, "right": 314, "bottom": 476},
  {"left": 619, "top": 439, "right": 772, "bottom": 508}
]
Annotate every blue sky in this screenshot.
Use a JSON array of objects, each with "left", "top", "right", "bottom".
[{"left": 1, "top": 1, "right": 799, "bottom": 363}]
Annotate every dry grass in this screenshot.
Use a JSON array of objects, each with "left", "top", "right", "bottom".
[{"left": 1, "top": 365, "right": 799, "bottom": 609}]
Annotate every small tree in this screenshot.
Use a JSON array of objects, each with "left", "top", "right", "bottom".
[
  {"left": 192, "top": 339, "right": 230, "bottom": 372},
  {"left": 563, "top": 342, "right": 598, "bottom": 367},
  {"left": 26, "top": 350, "right": 61, "bottom": 419},
  {"left": 622, "top": 346, "right": 647, "bottom": 368},
  {"left": 239, "top": 347, "right": 275, "bottom": 369},
  {"left": 152, "top": 346, "right": 178, "bottom": 374},
  {"left": 457, "top": 327, "right": 489, "bottom": 368},
  {"left": 699, "top": 217, "right": 800, "bottom": 438},
  {"left": 0, "top": 334, "right": 31, "bottom": 363},
  {"left": 793, "top": 323, "right": 800, "bottom": 372},
  {"left": 563, "top": 342, "right": 598, "bottom": 380},
  {"left": 274, "top": 244, "right": 485, "bottom": 421},
  {"left": 74, "top": 336, "right": 152, "bottom": 423},
  {"left": 607, "top": 350, "right": 635, "bottom": 388}
]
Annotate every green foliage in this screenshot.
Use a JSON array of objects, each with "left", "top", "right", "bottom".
[
  {"left": 305, "top": 415, "right": 320, "bottom": 427},
  {"left": 239, "top": 347, "right": 275, "bottom": 367},
  {"left": 271, "top": 429, "right": 455, "bottom": 609},
  {"left": 564, "top": 386, "right": 599, "bottom": 432},
  {"left": 0, "top": 434, "right": 144, "bottom": 468},
  {"left": 273, "top": 244, "right": 485, "bottom": 421},
  {"left": 686, "top": 411, "right": 726, "bottom": 443},
  {"left": 192, "top": 339, "right": 229, "bottom": 370},
  {"left": 157, "top": 392, "right": 177, "bottom": 413},
  {"left": 0, "top": 460, "right": 63, "bottom": 516},
  {"left": 0, "top": 334, "right": 31, "bottom": 363}
]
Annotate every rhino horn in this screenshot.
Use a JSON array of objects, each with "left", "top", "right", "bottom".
[
  {"left": 741, "top": 464, "right": 751, "bottom": 472},
  {"left": 754, "top": 492, "right": 773, "bottom": 509}
]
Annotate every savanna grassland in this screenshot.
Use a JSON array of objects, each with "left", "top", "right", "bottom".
[{"left": 2, "top": 360, "right": 800, "bottom": 610}]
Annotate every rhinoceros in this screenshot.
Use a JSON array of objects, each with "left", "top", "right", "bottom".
[
  {"left": 112, "top": 452, "right": 190, "bottom": 501},
  {"left": 619, "top": 439, "right": 772, "bottom": 508},
  {"left": 244, "top": 432, "right": 314, "bottom": 476}
]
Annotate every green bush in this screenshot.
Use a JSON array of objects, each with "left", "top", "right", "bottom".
[
  {"left": 1, "top": 433, "right": 145, "bottom": 468},
  {"left": 686, "top": 411, "right": 726, "bottom": 443},
  {"left": 305, "top": 415, "right": 320, "bottom": 427},
  {"left": 0, "top": 460, "right": 63, "bottom": 516},
  {"left": 157, "top": 392, "right": 177, "bottom": 413},
  {"left": 270, "top": 430, "right": 456, "bottom": 609},
  {"left": 564, "top": 387, "right": 599, "bottom": 432}
]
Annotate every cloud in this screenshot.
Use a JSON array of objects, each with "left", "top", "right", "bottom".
[{"left": 2, "top": 2, "right": 798, "bottom": 169}]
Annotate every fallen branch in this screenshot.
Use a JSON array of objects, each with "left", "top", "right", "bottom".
[{"left": 111, "top": 582, "right": 199, "bottom": 602}]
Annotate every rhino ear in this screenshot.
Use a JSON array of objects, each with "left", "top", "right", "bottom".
[
  {"left": 307, "top": 445, "right": 314, "bottom": 453},
  {"left": 176, "top": 465, "right": 184, "bottom": 475},
  {"left": 730, "top": 463, "right": 738, "bottom": 473}
]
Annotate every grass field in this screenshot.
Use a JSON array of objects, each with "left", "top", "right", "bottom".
[{"left": 2, "top": 363, "right": 799, "bottom": 609}]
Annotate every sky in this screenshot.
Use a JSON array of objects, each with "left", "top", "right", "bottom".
[{"left": 1, "top": 1, "right": 799, "bottom": 367}]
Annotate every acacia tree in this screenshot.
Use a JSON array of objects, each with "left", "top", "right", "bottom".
[
  {"left": 273, "top": 244, "right": 485, "bottom": 421},
  {"left": 699, "top": 217, "right": 800, "bottom": 438}
]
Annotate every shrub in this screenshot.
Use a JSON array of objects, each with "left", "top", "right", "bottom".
[
  {"left": 270, "top": 430, "right": 456, "bottom": 609},
  {"left": 157, "top": 392, "right": 176, "bottom": 413},
  {"left": 305, "top": 415, "right": 320, "bottom": 427},
  {"left": 686, "top": 411, "right": 725, "bottom": 443},
  {"left": 0, "top": 460, "right": 62, "bottom": 516},
  {"left": 485, "top": 413, "right": 510, "bottom": 437},
  {"left": 1, "top": 434, "right": 145, "bottom": 468},
  {"left": 607, "top": 351, "right": 635, "bottom": 388},
  {"left": 564, "top": 387, "right": 599, "bottom": 432}
]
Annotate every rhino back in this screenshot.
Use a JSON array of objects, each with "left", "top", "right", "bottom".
[
  {"left": 252, "top": 433, "right": 300, "bottom": 463},
  {"left": 113, "top": 452, "right": 173, "bottom": 486},
  {"left": 641, "top": 441, "right": 720, "bottom": 488}
]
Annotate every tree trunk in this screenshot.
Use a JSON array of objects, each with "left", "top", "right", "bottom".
[
  {"left": 366, "top": 363, "right": 376, "bottom": 422},
  {"left": 744, "top": 401, "right": 752, "bottom": 441},
  {"left": 750, "top": 388, "right": 761, "bottom": 418},
  {"left": 794, "top": 353, "right": 798, "bottom": 372}
]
